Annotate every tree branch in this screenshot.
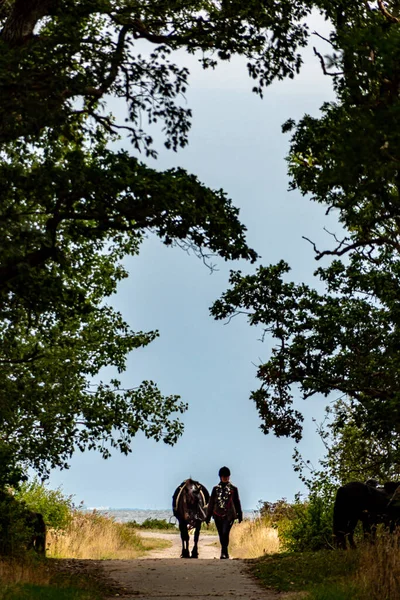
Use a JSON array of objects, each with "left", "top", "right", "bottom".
[
  {"left": 313, "top": 47, "right": 343, "bottom": 77},
  {"left": 302, "top": 234, "right": 400, "bottom": 260},
  {"left": 377, "top": 0, "right": 400, "bottom": 23}
]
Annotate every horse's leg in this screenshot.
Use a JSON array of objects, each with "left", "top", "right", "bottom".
[
  {"left": 179, "top": 521, "right": 190, "bottom": 558},
  {"left": 335, "top": 530, "right": 347, "bottom": 550},
  {"left": 361, "top": 512, "right": 375, "bottom": 544},
  {"left": 191, "top": 521, "right": 200, "bottom": 558},
  {"left": 348, "top": 518, "right": 358, "bottom": 549}
]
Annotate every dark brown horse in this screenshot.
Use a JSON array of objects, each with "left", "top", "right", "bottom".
[
  {"left": 0, "top": 490, "right": 46, "bottom": 555},
  {"left": 333, "top": 481, "right": 400, "bottom": 549},
  {"left": 25, "top": 510, "right": 46, "bottom": 554},
  {"left": 172, "top": 479, "right": 209, "bottom": 558}
]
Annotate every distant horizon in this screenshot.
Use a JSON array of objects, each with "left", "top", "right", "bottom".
[{"left": 82, "top": 506, "right": 257, "bottom": 512}]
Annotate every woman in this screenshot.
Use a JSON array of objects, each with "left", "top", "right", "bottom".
[{"left": 205, "top": 466, "right": 243, "bottom": 559}]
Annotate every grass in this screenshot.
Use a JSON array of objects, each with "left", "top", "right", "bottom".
[
  {"left": 250, "top": 549, "right": 360, "bottom": 593},
  {"left": 0, "top": 511, "right": 173, "bottom": 599},
  {"left": 0, "top": 557, "right": 105, "bottom": 600},
  {"left": 230, "top": 518, "right": 280, "bottom": 558},
  {"left": 47, "top": 511, "right": 171, "bottom": 559},
  {"left": 251, "top": 533, "right": 400, "bottom": 600},
  {"left": 0, "top": 583, "right": 101, "bottom": 600}
]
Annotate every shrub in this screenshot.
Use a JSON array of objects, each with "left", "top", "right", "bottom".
[
  {"left": 14, "top": 479, "right": 74, "bottom": 530},
  {"left": 278, "top": 494, "right": 334, "bottom": 551},
  {"left": 258, "top": 498, "right": 297, "bottom": 525},
  {"left": 127, "top": 518, "right": 176, "bottom": 530},
  {"left": 0, "top": 491, "right": 38, "bottom": 556}
]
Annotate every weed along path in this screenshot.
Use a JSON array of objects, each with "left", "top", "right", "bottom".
[{"left": 95, "top": 532, "right": 279, "bottom": 600}]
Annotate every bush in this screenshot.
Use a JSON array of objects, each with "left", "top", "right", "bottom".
[
  {"left": 258, "top": 498, "right": 297, "bottom": 525},
  {"left": 278, "top": 494, "right": 334, "bottom": 551},
  {"left": 127, "top": 518, "right": 176, "bottom": 530},
  {"left": 0, "top": 491, "right": 39, "bottom": 556},
  {"left": 14, "top": 479, "right": 74, "bottom": 530}
]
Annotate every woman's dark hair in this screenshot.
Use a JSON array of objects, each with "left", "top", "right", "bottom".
[{"left": 219, "top": 466, "right": 231, "bottom": 477}]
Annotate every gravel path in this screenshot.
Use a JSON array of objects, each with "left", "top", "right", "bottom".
[{"left": 95, "top": 532, "right": 279, "bottom": 600}]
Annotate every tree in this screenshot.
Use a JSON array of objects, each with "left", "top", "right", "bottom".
[
  {"left": 0, "top": 0, "right": 319, "bottom": 480},
  {"left": 211, "top": 1, "right": 400, "bottom": 446}
]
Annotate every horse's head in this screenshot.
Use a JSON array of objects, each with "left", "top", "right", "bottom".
[{"left": 184, "top": 479, "right": 201, "bottom": 507}]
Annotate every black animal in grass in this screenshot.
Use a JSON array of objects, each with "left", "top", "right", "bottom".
[
  {"left": 333, "top": 480, "right": 400, "bottom": 549},
  {"left": 0, "top": 490, "right": 46, "bottom": 555},
  {"left": 24, "top": 510, "right": 46, "bottom": 554},
  {"left": 172, "top": 479, "right": 210, "bottom": 558}
]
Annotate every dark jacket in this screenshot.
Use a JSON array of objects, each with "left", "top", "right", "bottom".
[{"left": 207, "top": 481, "right": 243, "bottom": 522}]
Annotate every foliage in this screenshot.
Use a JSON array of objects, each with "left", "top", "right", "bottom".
[
  {"left": 299, "top": 399, "right": 400, "bottom": 488},
  {"left": 211, "top": 1, "right": 400, "bottom": 450},
  {"left": 13, "top": 480, "right": 74, "bottom": 531},
  {"left": 0, "top": 0, "right": 324, "bottom": 481},
  {"left": 127, "top": 518, "right": 176, "bottom": 530},
  {"left": 5, "top": 0, "right": 400, "bottom": 481},
  {"left": 258, "top": 498, "right": 297, "bottom": 524},
  {"left": 278, "top": 494, "right": 334, "bottom": 552},
  {"left": 252, "top": 535, "right": 400, "bottom": 600},
  {"left": 0, "top": 491, "right": 40, "bottom": 556}
]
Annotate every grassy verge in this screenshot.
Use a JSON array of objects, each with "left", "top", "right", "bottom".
[
  {"left": 47, "top": 512, "right": 171, "bottom": 559},
  {"left": 230, "top": 519, "right": 280, "bottom": 558},
  {"left": 251, "top": 536, "right": 400, "bottom": 600},
  {"left": 0, "top": 557, "right": 108, "bottom": 600},
  {"left": 0, "top": 583, "right": 100, "bottom": 600},
  {"left": 250, "top": 550, "right": 360, "bottom": 594}
]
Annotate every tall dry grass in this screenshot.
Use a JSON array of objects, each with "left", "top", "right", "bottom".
[
  {"left": 356, "top": 531, "right": 400, "bottom": 599},
  {"left": 230, "top": 518, "right": 280, "bottom": 558},
  {"left": 47, "top": 511, "right": 168, "bottom": 559},
  {"left": 0, "top": 559, "right": 50, "bottom": 586}
]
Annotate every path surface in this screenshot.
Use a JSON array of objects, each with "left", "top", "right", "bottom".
[
  {"left": 95, "top": 532, "right": 280, "bottom": 600},
  {"left": 140, "top": 530, "right": 221, "bottom": 559}
]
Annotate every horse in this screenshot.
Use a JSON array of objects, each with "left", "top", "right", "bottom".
[
  {"left": 172, "top": 479, "right": 209, "bottom": 558},
  {"left": 0, "top": 490, "right": 46, "bottom": 555},
  {"left": 25, "top": 510, "right": 46, "bottom": 554},
  {"left": 333, "top": 481, "right": 400, "bottom": 549}
]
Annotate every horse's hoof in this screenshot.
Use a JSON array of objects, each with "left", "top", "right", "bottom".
[{"left": 191, "top": 553, "right": 198, "bottom": 559}]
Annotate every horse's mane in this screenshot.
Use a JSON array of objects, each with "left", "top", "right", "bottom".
[{"left": 174, "top": 479, "right": 207, "bottom": 523}]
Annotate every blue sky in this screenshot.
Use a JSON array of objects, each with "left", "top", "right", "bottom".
[{"left": 48, "top": 14, "right": 340, "bottom": 510}]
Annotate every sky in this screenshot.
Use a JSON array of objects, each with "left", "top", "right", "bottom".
[{"left": 48, "top": 13, "right": 340, "bottom": 510}]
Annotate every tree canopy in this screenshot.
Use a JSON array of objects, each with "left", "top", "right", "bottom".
[
  {"left": 5, "top": 0, "right": 400, "bottom": 483},
  {"left": 212, "top": 0, "right": 400, "bottom": 458},
  {"left": 0, "top": 0, "right": 316, "bottom": 479}
]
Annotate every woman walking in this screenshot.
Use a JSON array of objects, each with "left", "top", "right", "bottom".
[{"left": 205, "top": 466, "right": 243, "bottom": 559}]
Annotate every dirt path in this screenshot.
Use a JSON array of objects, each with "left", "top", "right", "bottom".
[
  {"left": 139, "top": 531, "right": 221, "bottom": 559},
  {"left": 92, "top": 532, "right": 279, "bottom": 600}
]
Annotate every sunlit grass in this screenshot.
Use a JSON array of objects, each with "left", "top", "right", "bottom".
[
  {"left": 252, "top": 531, "right": 400, "bottom": 599},
  {"left": 47, "top": 511, "right": 171, "bottom": 559},
  {"left": 230, "top": 518, "right": 280, "bottom": 558}
]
